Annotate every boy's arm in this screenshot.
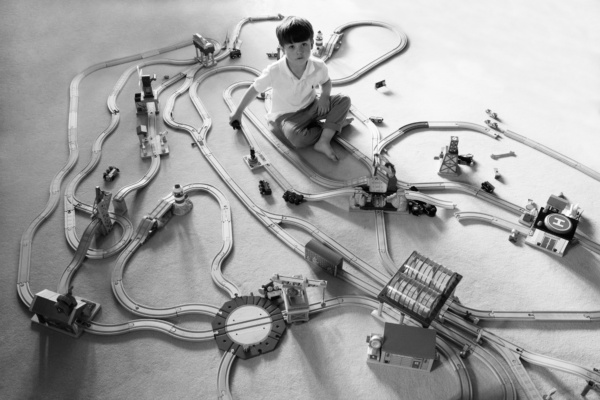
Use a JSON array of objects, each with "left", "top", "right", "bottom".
[
  {"left": 316, "top": 79, "right": 332, "bottom": 115},
  {"left": 229, "top": 85, "right": 260, "bottom": 125}
]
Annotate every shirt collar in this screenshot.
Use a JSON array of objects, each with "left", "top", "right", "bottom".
[{"left": 280, "top": 56, "right": 315, "bottom": 79}]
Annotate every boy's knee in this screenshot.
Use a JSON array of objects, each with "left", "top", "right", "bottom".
[
  {"left": 281, "top": 121, "right": 300, "bottom": 148},
  {"left": 340, "top": 93, "right": 351, "bottom": 106},
  {"left": 269, "top": 120, "right": 297, "bottom": 149},
  {"left": 336, "top": 93, "right": 351, "bottom": 111},
  {"left": 282, "top": 121, "right": 320, "bottom": 148}
]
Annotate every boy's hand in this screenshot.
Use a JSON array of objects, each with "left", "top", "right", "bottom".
[
  {"left": 229, "top": 111, "right": 242, "bottom": 130},
  {"left": 316, "top": 96, "right": 330, "bottom": 116}
]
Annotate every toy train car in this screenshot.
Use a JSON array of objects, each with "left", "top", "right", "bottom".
[
  {"left": 103, "top": 166, "right": 120, "bottom": 182},
  {"left": 481, "top": 181, "right": 495, "bottom": 193},
  {"left": 258, "top": 180, "right": 272, "bottom": 195},
  {"left": 304, "top": 239, "right": 343, "bottom": 276},
  {"left": 407, "top": 200, "right": 437, "bottom": 217}
]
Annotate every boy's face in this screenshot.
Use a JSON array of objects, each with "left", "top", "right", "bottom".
[{"left": 281, "top": 40, "right": 312, "bottom": 65}]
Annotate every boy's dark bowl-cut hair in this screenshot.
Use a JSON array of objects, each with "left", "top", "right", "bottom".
[{"left": 276, "top": 16, "right": 314, "bottom": 46}]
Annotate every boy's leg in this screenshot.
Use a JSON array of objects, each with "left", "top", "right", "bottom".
[
  {"left": 279, "top": 94, "right": 351, "bottom": 160},
  {"left": 320, "top": 93, "right": 352, "bottom": 132},
  {"left": 314, "top": 93, "right": 352, "bottom": 161},
  {"left": 280, "top": 101, "right": 322, "bottom": 149},
  {"left": 267, "top": 117, "right": 297, "bottom": 149}
]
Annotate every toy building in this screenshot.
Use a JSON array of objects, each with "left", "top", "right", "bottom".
[
  {"left": 525, "top": 194, "right": 582, "bottom": 257},
  {"left": 350, "top": 158, "right": 408, "bottom": 213},
  {"left": 350, "top": 176, "right": 408, "bottom": 213},
  {"left": 377, "top": 251, "right": 462, "bottom": 327},
  {"left": 367, "top": 323, "right": 437, "bottom": 372},
  {"left": 29, "top": 288, "right": 100, "bottom": 338}
]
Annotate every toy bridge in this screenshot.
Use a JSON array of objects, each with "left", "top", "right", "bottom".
[{"left": 376, "top": 251, "right": 462, "bottom": 327}]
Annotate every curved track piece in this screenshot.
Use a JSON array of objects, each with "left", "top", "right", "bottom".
[
  {"left": 85, "top": 320, "right": 215, "bottom": 341},
  {"left": 57, "top": 218, "right": 102, "bottom": 294},
  {"left": 187, "top": 184, "right": 238, "bottom": 297},
  {"left": 375, "top": 121, "right": 498, "bottom": 155},
  {"left": 325, "top": 21, "right": 408, "bottom": 85},
  {"left": 438, "top": 336, "right": 474, "bottom": 400},
  {"left": 499, "top": 127, "right": 600, "bottom": 183},
  {"left": 226, "top": 14, "right": 284, "bottom": 53},
  {"left": 472, "top": 345, "right": 517, "bottom": 400},
  {"left": 217, "top": 350, "right": 236, "bottom": 400},
  {"left": 454, "top": 212, "right": 529, "bottom": 234},
  {"left": 495, "top": 345, "right": 542, "bottom": 400},
  {"left": 113, "top": 154, "right": 161, "bottom": 212},
  {"left": 433, "top": 321, "right": 517, "bottom": 400}
]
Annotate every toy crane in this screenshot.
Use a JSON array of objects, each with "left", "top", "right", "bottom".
[
  {"left": 193, "top": 33, "right": 215, "bottom": 66},
  {"left": 92, "top": 186, "right": 114, "bottom": 235},
  {"left": 134, "top": 67, "right": 158, "bottom": 114},
  {"left": 270, "top": 273, "right": 327, "bottom": 323}
]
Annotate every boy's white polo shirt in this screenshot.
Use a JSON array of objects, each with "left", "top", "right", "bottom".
[{"left": 253, "top": 56, "right": 329, "bottom": 121}]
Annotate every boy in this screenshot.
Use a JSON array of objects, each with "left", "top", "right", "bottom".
[{"left": 229, "top": 16, "right": 352, "bottom": 161}]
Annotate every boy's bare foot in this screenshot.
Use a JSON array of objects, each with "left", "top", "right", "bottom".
[
  {"left": 342, "top": 117, "right": 354, "bottom": 128},
  {"left": 314, "top": 141, "right": 339, "bottom": 161}
]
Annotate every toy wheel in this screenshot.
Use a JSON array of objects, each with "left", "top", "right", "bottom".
[{"left": 425, "top": 204, "right": 437, "bottom": 217}]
